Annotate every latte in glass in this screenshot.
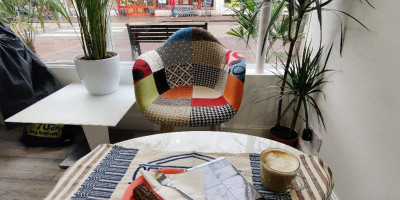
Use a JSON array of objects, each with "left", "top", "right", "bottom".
[{"left": 260, "top": 148, "right": 300, "bottom": 192}]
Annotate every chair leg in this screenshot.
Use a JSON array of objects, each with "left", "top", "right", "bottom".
[
  {"left": 210, "top": 125, "right": 221, "bottom": 131},
  {"left": 160, "top": 125, "right": 174, "bottom": 133}
]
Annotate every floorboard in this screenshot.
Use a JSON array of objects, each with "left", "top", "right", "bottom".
[{"left": 0, "top": 124, "right": 155, "bottom": 199}]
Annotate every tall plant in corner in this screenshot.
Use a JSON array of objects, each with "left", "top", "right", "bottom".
[
  {"left": 261, "top": 0, "right": 372, "bottom": 143},
  {"left": 72, "top": 0, "right": 121, "bottom": 95},
  {"left": 271, "top": 42, "right": 333, "bottom": 146}
]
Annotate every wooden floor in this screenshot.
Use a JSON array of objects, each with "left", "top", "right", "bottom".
[{"left": 0, "top": 124, "right": 154, "bottom": 199}]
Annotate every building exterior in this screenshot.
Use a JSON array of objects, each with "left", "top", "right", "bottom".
[{"left": 115, "top": 0, "right": 229, "bottom": 16}]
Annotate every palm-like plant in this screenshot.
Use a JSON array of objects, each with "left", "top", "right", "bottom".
[
  {"left": 227, "top": 0, "right": 287, "bottom": 44},
  {"left": 73, "top": 0, "right": 111, "bottom": 60},
  {"left": 227, "top": 0, "right": 302, "bottom": 62},
  {"left": 278, "top": 42, "right": 333, "bottom": 134},
  {"left": 263, "top": 0, "right": 372, "bottom": 130},
  {"left": 0, "top": 0, "right": 70, "bottom": 53},
  {"left": 227, "top": 0, "right": 260, "bottom": 45},
  {"left": 253, "top": 42, "right": 333, "bottom": 141}
]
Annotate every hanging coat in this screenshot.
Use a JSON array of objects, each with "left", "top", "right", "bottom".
[{"left": 0, "top": 22, "right": 62, "bottom": 129}]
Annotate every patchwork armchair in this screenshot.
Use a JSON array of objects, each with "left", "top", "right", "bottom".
[{"left": 132, "top": 27, "right": 246, "bottom": 132}]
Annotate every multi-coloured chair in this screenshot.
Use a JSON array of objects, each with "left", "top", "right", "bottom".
[{"left": 132, "top": 27, "right": 246, "bottom": 132}]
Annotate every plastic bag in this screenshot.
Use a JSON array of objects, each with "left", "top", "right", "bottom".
[{"left": 19, "top": 124, "right": 75, "bottom": 147}]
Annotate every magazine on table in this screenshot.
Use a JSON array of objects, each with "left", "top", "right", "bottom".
[{"left": 188, "top": 157, "right": 266, "bottom": 200}]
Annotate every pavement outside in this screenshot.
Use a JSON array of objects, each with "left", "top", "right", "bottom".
[{"left": 34, "top": 15, "right": 260, "bottom": 63}]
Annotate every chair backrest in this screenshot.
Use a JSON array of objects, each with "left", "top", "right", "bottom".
[
  {"left": 132, "top": 27, "right": 246, "bottom": 113},
  {"left": 133, "top": 27, "right": 245, "bottom": 87},
  {"left": 158, "top": 28, "right": 228, "bottom": 89}
]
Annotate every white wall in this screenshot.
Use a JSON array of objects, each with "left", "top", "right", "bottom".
[{"left": 306, "top": 0, "right": 400, "bottom": 199}]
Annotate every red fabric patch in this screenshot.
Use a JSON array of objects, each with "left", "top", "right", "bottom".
[
  {"left": 226, "top": 51, "right": 244, "bottom": 66},
  {"left": 232, "top": 51, "right": 243, "bottom": 59},
  {"left": 225, "top": 50, "right": 233, "bottom": 64},
  {"left": 191, "top": 96, "right": 228, "bottom": 107},
  {"left": 132, "top": 59, "right": 152, "bottom": 83}
]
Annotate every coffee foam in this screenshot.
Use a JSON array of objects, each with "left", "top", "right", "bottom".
[{"left": 262, "top": 150, "right": 299, "bottom": 173}]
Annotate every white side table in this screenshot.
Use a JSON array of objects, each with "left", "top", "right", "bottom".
[{"left": 6, "top": 83, "right": 135, "bottom": 150}]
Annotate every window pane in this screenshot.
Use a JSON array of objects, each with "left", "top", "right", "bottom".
[
  {"left": 33, "top": 1, "right": 265, "bottom": 65},
  {"left": 35, "top": 21, "right": 257, "bottom": 64}
]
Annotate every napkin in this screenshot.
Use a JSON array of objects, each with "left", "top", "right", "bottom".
[
  {"left": 290, "top": 154, "right": 334, "bottom": 200},
  {"left": 139, "top": 169, "right": 206, "bottom": 200}
]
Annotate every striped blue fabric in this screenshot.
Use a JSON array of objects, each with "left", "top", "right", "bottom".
[
  {"left": 70, "top": 146, "right": 292, "bottom": 200},
  {"left": 71, "top": 146, "right": 138, "bottom": 199}
]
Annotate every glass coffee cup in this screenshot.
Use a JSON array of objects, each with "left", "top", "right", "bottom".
[{"left": 260, "top": 148, "right": 303, "bottom": 193}]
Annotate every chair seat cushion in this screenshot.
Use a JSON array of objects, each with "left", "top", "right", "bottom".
[{"left": 142, "top": 85, "right": 237, "bottom": 127}]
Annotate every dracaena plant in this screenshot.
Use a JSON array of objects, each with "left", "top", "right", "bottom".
[
  {"left": 73, "top": 0, "right": 111, "bottom": 60},
  {"left": 262, "top": 0, "right": 373, "bottom": 129},
  {"left": 279, "top": 42, "right": 333, "bottom": 133},
  {"left": 0, "top": 0, "right": 70, "bottom": 53},
  {"left": 255, "top": 42, "right": 334, "bottom": 134}
]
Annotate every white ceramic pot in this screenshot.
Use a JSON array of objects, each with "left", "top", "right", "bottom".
[{"left": 74, "top": 52, "right": 121, "bottom": 95}]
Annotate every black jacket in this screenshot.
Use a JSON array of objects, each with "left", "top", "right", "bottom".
[{"left": 0, "top": 22, "right": 62, "bottom": 129}]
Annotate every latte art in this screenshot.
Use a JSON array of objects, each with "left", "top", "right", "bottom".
[{"left": 262, "top": 150, "right": 299, "bottom": 172}]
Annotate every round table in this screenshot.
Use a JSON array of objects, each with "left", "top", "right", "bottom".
[
  {"left": 47, "top": 131, "right": 332, "bottom": 200},
  {"left": 117, "top": 131, "right": 303, "bottom": 155}
]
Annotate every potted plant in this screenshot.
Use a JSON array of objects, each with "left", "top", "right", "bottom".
[
  {"left": 229, "top": 0, "right": 372, "bottom": 145},
  {"left": 72, "top": 0, "right": 121, "bottom": 95},
  {"left": 0, "top": 0, "right": 70, "bottom": 53},
  {"left": 258, "top": 0, "right": 372, "bottom": 146},
  {"left": 267, "top": 42, "right": 333, "bottom": 146}
]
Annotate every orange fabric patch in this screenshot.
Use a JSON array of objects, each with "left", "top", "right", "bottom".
[
  {"left": 191, "top": 96, "right": 228, "bottom": 107},
  {"left": 222, "top": 74, "right": 244, "bottom": 111},
  {"left": 161, "top": 85, "right": 193, "bottom": 98}
]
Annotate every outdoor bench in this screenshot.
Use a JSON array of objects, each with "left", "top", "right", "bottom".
[{"left": 126, "top": 22, "right": 208, "bottom": 60}]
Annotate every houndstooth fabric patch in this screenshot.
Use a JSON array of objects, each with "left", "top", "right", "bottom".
[
  {"left": 156, "top": 41, "right": 193, "bottom": 69},
  {"left": 165, "top": 63, "right": 194, "bottom": 88},
  {"left": 193, "top": 64, "right": 220, "bottom": 88},
  {"left": 189, "top": 104, "right": 237, "bottom": 127}
]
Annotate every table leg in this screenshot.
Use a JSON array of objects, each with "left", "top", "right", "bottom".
[
  {"left": 82, "top": 125, "right": 110, "bottom": 150},
  {"left": 59, "top": 140, "right": 90, "bottom": 169}
]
